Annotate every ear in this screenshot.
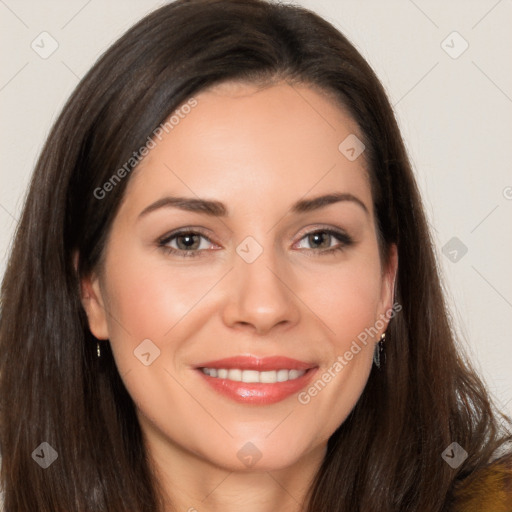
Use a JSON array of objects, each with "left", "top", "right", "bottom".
[
  {"left": 378, "top": 243, "right": 398, "bottom": 322},
  {"left": 74, "top": 251, "right": 110, "bottom": 340}
]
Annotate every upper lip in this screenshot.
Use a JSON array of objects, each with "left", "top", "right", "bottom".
[{"left": 196, "top": 355, "right": 317, "bottom": 371}]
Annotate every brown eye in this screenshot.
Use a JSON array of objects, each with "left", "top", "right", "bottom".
[
  {"left": 174, "top": 233, "right": 202, "bottom": 251},
  {"left": 158, "top": 230, "right": 214, "bottom": 258},
  {"left": 296, "top": 229, "right": 353, "bottom": 254}
]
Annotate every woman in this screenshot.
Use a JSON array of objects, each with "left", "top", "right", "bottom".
[{"left": 0, "top": 0, "right": 511, "bottom": 510}]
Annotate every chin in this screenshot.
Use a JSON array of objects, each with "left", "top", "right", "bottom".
[{"left": 200, "top": 434, "right": 317, "bottom": 473}]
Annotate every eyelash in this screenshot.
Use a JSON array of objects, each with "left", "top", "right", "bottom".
[{"left": 157, "top": 227, "right": 354, "bottom": 258}]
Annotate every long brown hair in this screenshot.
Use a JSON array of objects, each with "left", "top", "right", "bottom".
[{"left": 1, "top": 0, "right": 510, "bottom": 510}]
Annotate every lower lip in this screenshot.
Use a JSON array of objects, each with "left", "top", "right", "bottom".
[{"left": 196, "top": 368, "right": 318, "bottom": 405}]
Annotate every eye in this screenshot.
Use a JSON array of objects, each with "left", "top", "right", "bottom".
[
  {"left": 295, "top": 228, "right": 354, "bottom": 255},
  {"left": 158, "top": 229, "right": 216, "bottom": 258}
]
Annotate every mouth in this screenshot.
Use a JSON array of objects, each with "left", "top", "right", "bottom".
[{"left": 195, "top": 356, "right": 318, "bottom": 405}]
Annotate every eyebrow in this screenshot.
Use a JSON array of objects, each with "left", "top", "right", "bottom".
[{"left": 137, "top": 192, "right": 369, "bottom": 219}]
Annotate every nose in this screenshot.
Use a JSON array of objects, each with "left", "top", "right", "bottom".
[{"left": 221, "top": 239, "right": 301, "bottom": 336}]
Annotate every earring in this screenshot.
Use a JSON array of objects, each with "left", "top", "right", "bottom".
[
  {"left": 373, "top": 332, "right": 386, "bottom": 369},
  {"left": 97, "top": 341, "right": 101, "bottom": 359}
]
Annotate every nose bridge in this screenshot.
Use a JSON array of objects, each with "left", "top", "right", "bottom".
[
  {"left": 223, "top": 232, "right": 299, "bottom": 333},
  {"left": 236, "top": 233, "right": 281, "bottom": 286}
]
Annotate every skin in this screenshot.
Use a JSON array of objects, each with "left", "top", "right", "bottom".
[{"left": 80, "top": 80, "right": 398, "bottom": 512}]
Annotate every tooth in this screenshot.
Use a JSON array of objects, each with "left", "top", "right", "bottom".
[
  {"left": 202, "top": 367, "right": 307, "bottom": 382},
  {"left": 276, "top": 369, "right": 289, "bottom": 382},
  {"left": 241, "top": 370, "right": 260, "bottom": 383},
  {"left": 227, "top": 369, "right": 243, "bottom": 381},
  {"left": 259, "top": 370, "right": 277, "bottom": 383}
]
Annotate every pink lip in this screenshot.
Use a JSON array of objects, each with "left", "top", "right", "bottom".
[{"left": 195, "top": 356, "right": 318, "bottom": 405}]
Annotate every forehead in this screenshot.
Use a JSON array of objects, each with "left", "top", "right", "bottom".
[{"left": 121, "top": 80, "right": 372, "bottom": 219}]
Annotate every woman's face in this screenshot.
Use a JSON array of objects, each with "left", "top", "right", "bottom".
[{"left": 81, "top": 80, "right": 397, "bottom": 472}]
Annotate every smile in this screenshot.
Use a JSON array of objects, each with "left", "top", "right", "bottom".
[{"left": 195, "top": 356, "right": 318, "bottom": 405}]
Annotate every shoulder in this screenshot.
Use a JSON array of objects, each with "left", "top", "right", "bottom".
[{"left": 451, "top": 452, "right": 512, "bottom": 512}]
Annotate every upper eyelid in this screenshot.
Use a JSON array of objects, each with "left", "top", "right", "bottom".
[{"left": 159, "top": 227, "right": 216, "bottom": 245}]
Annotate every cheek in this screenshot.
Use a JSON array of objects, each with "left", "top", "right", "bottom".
[
  {"left": 307, "top": 254, "right": 384, "bottom": 344},
  {"left": 295, "top": 254, "right": 383, "bottom": 432},
  {"left": 100, "top": 251, "right": 218, "bottom": 434},
  {"left": 100, "top": 244, "right": 218, "bottom": 370},
  {"left": 106, "top": 247, "right": 217, "bottom": 326}
]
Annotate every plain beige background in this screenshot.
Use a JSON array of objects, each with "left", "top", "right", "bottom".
[{"left": 0, "top": 0, "right": 511, "bottom": 425}]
